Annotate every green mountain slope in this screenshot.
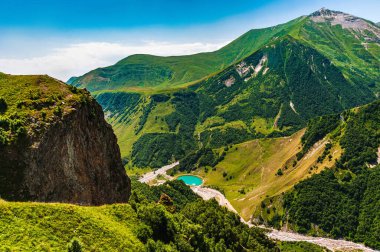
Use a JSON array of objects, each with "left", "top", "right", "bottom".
[
  {"left": 97, "top": 35, "right": 374, "bottom": 169},
  {"left": 299, "top": 9, "right": 380, "bottom": 92},
  {"left": 70, "top": 17, "right": 304, "bottom": 91},
  {"left": 263, "top": 100, "right": 380, "bottom": 249},
  {"left": 70, "top": 9, "right": 380, "bottom": 170},
  {"left": 71, "top": 9, "right": 379, "bottom": 94},
  {"left": 0, "top": 180, "right": 278, "bottom": 251}
]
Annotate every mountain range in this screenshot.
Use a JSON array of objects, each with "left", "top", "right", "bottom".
[
  {"left": 67, "top": 8, "right": 380, "bottom": 248},
  {"left": 71, "top": 8, "right": 380, "bottom": 169},
  {"left": 0, "top": 7, "right": 379, "bottom": 251}
]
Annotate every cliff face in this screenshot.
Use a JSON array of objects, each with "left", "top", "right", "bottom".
[{"left": 0, "top": 74, "right": 130, "bottom": 205}]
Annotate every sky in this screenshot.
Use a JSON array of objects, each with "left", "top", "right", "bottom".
[{"left": 0, "top": 0, "right": 379, "bottom": 81}]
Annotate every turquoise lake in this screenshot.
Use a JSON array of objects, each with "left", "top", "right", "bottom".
[{"left": 177, "top": 175, "right": 203, "bottom": 186}]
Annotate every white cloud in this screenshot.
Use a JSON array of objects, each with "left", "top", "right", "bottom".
[{"left": 0, "top": 41, "right": 228, "bottom": 81}]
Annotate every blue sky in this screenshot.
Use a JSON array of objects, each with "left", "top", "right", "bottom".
[{"left": 0, "top": 0, "right": 379, "bottom": 80}]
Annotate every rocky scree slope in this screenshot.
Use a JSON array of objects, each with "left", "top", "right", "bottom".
[{"left": 0, "top": 73, "right": 130, "bottom": 204}]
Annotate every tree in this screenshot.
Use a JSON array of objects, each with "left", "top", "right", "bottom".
[
  {"left": 67, "top": 238, "right": 82, "bottom": 252},
  {"left": 276, "top": 169, "right": 283, "bottom": 176},
  {"left": 0, "top": 98, "right": 7, "bottom": 113}
]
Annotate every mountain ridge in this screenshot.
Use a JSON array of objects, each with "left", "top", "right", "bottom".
[{"left": 70, "top": 8, "right": 379, "bottom": 93}]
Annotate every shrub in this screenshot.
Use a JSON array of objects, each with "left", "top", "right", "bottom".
[
  {"left": 276, "top": 169, "right": 283, "bottom": 176},
  {"left": 67, "top": 238, "right": 82, "bottom": 252},
  {"left": 0, "top": 98, "right": 7, "bottom": 113}
]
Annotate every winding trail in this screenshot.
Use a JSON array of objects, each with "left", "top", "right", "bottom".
[
  {"left": 139, "top": 162, "right": 377, "bottom": 252},
  {"left": 138, "top": 161, "right": 179, "bottom": 183}
]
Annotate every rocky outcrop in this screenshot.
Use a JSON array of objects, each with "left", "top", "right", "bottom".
[
  {"left": 310, "top": 8, "right": 380, "bottom": 41},
  {"left": 0, "top": 87, "right": 130, "bottom": 205}
]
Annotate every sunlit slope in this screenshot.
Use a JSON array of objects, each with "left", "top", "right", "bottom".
[
  {"left": 0, "top": 200, "right": 143, "bottom": 251},
  {"left": 72, "top": 9, "right": 379, "bottom": 93},
  {"left": 70, "top": 18, "right": 304, "bottom": 91},
  {"left": 191, "top": 129, "right": 341, "bottom": 220},
  {"left": 96, "top": 37, "right": 371, "bottom": 169},
  {"left": 298, "top": 9, "right": 380, "bottom": 92},
  {"left": 263, "top": 100, "right": 380, "bottom": 249}
]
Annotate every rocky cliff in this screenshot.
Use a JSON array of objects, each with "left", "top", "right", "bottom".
[{"left": 0, "top": 73, "right": 130, "bottom": 204}]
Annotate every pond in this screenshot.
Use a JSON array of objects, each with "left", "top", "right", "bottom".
[{"left": 177, "top": 175, "right": 203, "bottom": 186}]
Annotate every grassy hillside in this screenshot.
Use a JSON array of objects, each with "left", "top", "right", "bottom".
[
  {"left": 96, "top": 37, "right": 371, "bottom": 170},
  {"left": 0, "top": 73, "right": 88, "bottom": 145},
  {"left": 71, "top": 9, "right": 379, "bottom": 95},
  {"left": 299, "top": 16, "right": 380, "bottom": 94},
  {"left": 266, "top": 100, "right": 380, "bottom": 249},
  {"left": 72, "top": 9, "right": 379, "bottom": 175},
  {"left": 186, "top": 128, "right": 341, "bottom": 221},
  {"left": 70, "top": 18, "right": 304, "bottom": 91},
  {"left": 0, "top": 179, "right": 282, "bottom": 251},
  {"left": 0, "top": 200, "right": 144, "bottom": 251}
]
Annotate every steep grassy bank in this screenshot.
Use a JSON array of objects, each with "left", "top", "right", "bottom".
[
  {"left": 267, "top": 100, "right": 380, "bottom": 249},
  {"left": 0, "top": 179, "right": 281, "bottom": 251},
  {"left": 0, "top": 200, "right": 143, "bottom": 251}
]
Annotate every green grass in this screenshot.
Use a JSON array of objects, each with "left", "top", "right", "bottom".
[
  {"left": 278, "top": 241, "right": 330, "bottom": 252},
  {"left": 109, "top": 100, "right": 174, "bottom": 158},
  {"left": 76, "top": 12, "right": 379, "bottom": 172},
  {"left": 190, "top": 129, "right": 342, "bottom": 220},
  {"left": 71, "top": 18, "right": 305, "bottom": 91},
  {"left": 0, "top": 200, "right": 144, "bottom": 251},
  {"left": 299, "top": 20, "right": 380, "bottom": 92},
  {"left": 0, "top": 73, "right": 88, "bottom": 145}
]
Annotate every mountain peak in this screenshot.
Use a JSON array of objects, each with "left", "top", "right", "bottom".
[
  {"left": 310, "top": 8, "right": 346, "bottom": 17},
  {"left": 308, "top": 8, "right": 380, "bottom": 39}
]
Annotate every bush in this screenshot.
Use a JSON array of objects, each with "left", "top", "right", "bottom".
[
  {"left": 54, "top": 106, "right": 63, "bottom": 117},
  {"left": 0, "top": 98, "right": 7, "bottom": 113},
  {"left": 276, "top": 169, "right": 283, "bottom": 176},
  {"left": 67, "top": 238, "right": 82, "bottom": 252}
]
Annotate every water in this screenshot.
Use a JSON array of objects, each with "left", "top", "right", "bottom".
[{"left": 177, "top": 175, "right": 203, "bottom": 186}]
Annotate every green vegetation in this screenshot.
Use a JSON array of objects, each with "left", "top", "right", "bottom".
[
  {"left": 71, "top": 11, "right": 380, "bottom": 171},
  {"left": 271, "top": 100, "right": 380, "bottom": 249},
  {"left": 278, "top": 241, "right": 330, "bottom": 252},
  {"left": 70, "top": 18, "right": 305, "bottom": 91},
  {"left": 339, "top": 101, "right": 380, "bottom": 172},
  {"left": 283, "top": 167, "right": 380, "bottom": 249},
  {"left": 296, "top": 114, "right": 341, "bottom": 160},
  {"left": 300, "top": 19, "right": 380, "bottom": 94},
  {"left": 96, "top": 36, "right": 371, "bottom": 169},
  {"left": 129, "top": 179, "right": 277, "bottom": 251},
  {"left": 70, "top": 10, "right": 379, "bottom": 171},
  {"left": 0, "top": 179, "right": 281, "bottom": 251},
  {"left": 0, "top": 200, "right": 144, "bottom": 251},
  {"left": 188, "top": 129, "right": 340, "bottom": 220},
  {"left": 0, "top": 73, "right": 89, "bottom": 146}
]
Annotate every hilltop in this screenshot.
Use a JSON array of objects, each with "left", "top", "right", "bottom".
[{"left": 0, "top": 73, "right": 130, "bottom": 204}]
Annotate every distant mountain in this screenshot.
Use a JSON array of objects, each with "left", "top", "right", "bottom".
[
  {"left": 71, "top": 9, "right": 380, "bottom": 93},
  {"left": 86, "top": 9, "right": 380, "bottom": 169},
  {"left": 70, "top": 17, "right": 303, "bottom": 91}
]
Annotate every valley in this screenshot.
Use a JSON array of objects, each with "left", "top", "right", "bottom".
[
  {"left": 0, "top": 4, "right": 379, "bottom": 251},
  {"left": 137, "top": 161, "right": 376, "bottom": 252}
]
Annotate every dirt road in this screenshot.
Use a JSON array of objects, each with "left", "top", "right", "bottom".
[
  {"left": 140, "top": 163, "right": 377, "bottom": 252},
  {"left": 138, "top": 161, "right": 179, "bottom": 183}
]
